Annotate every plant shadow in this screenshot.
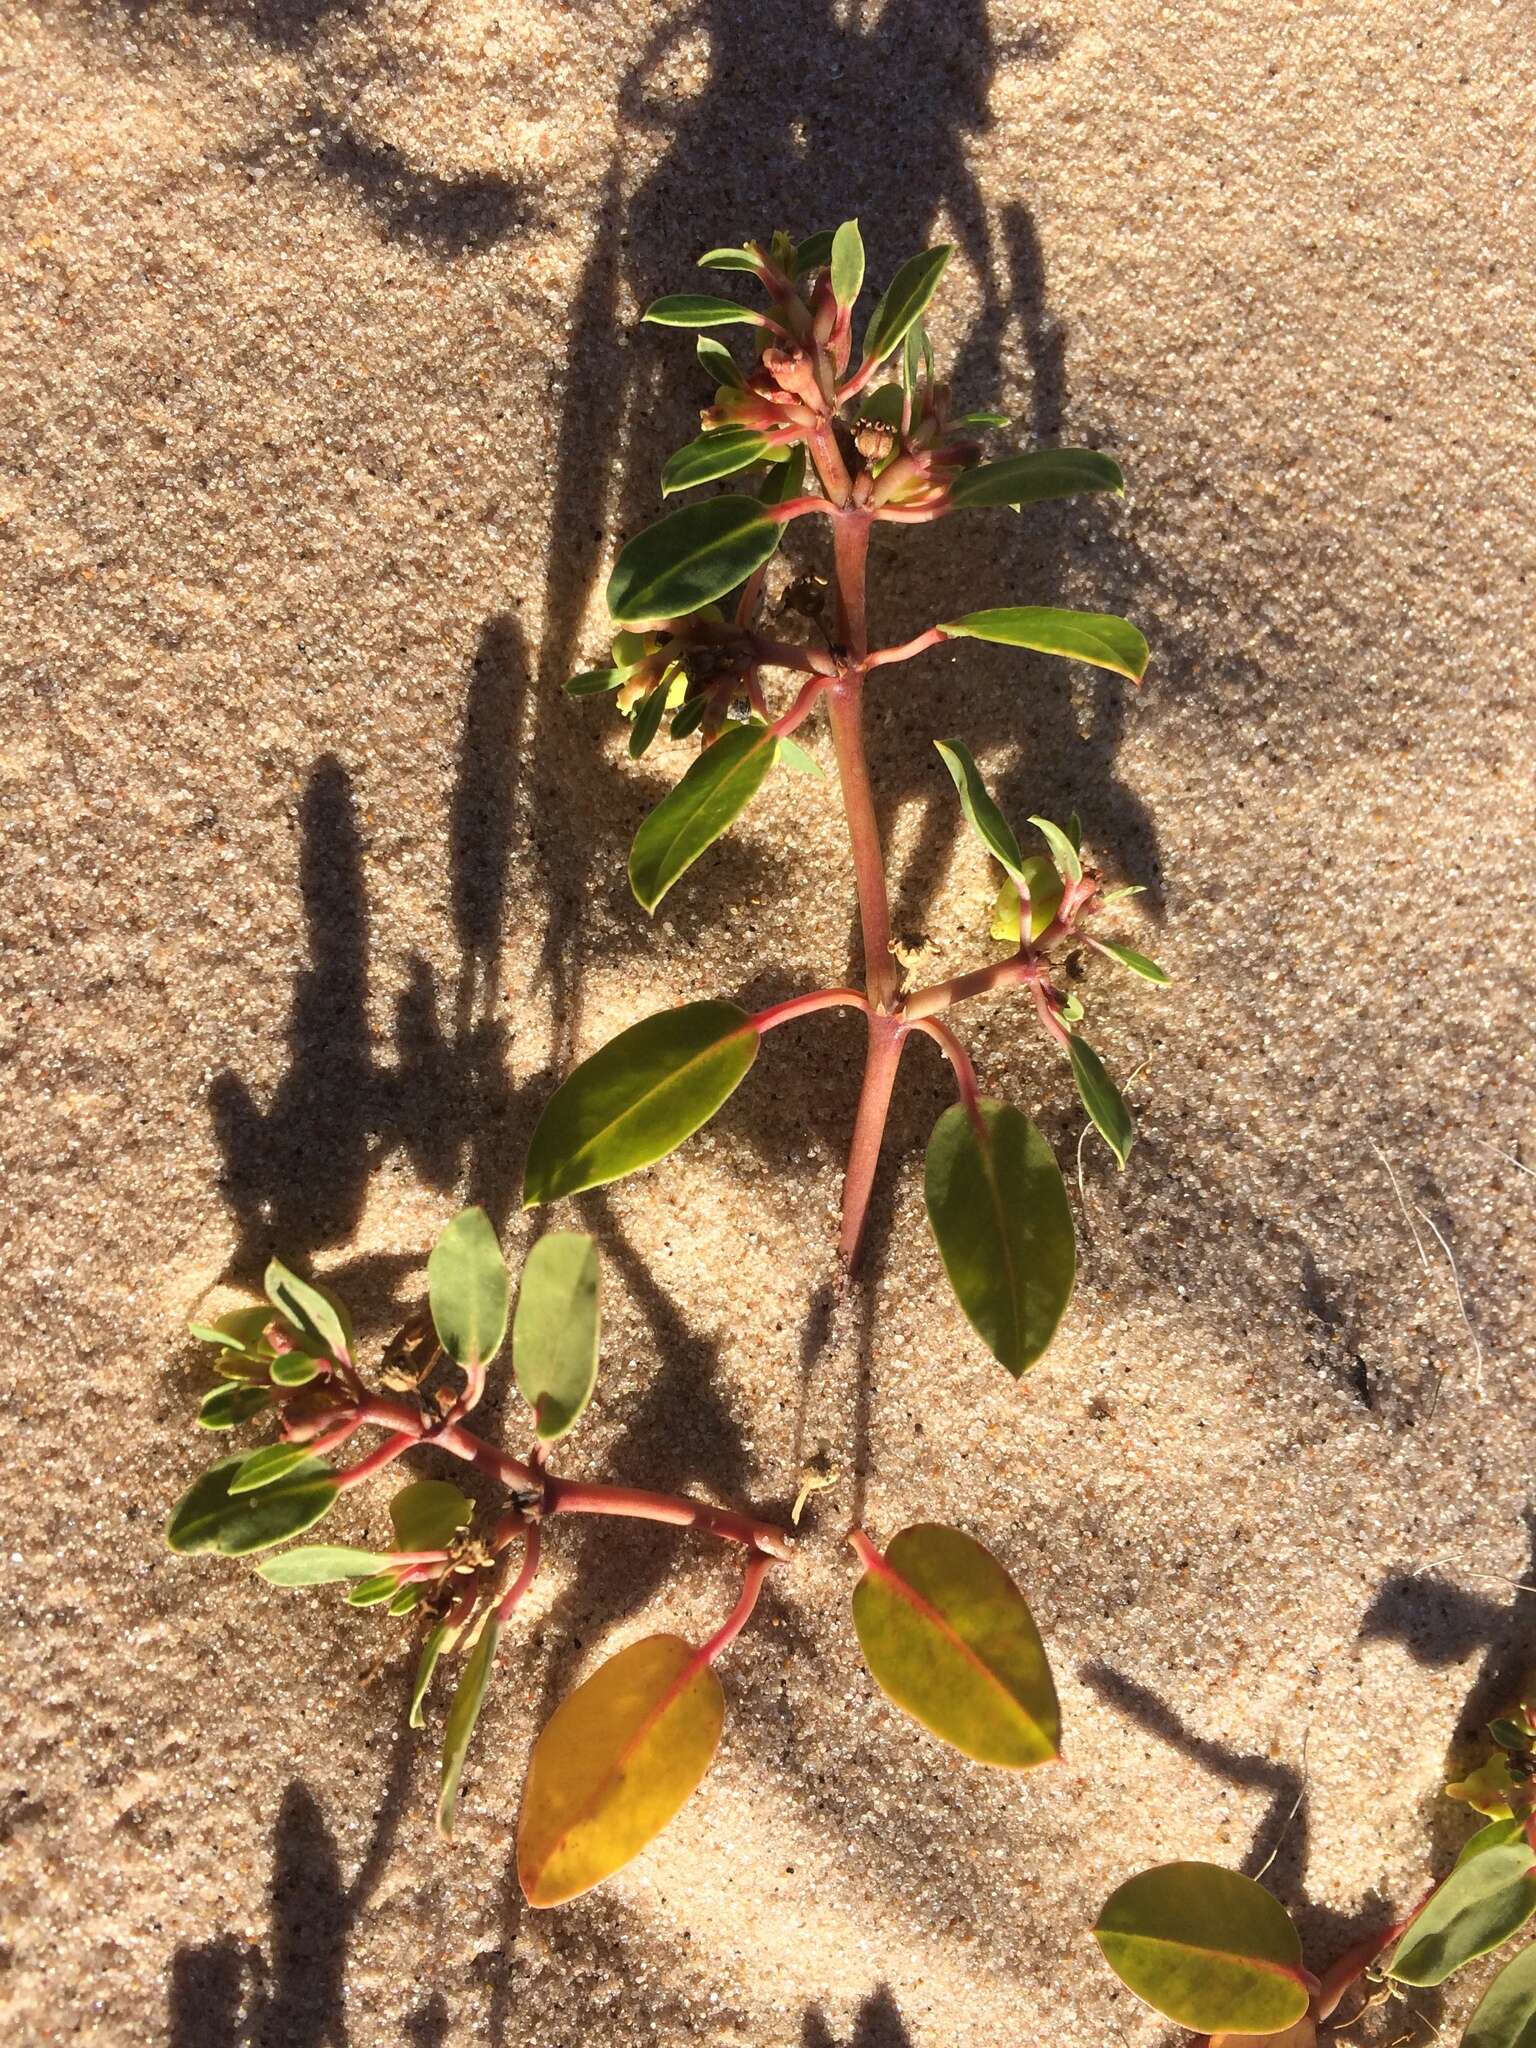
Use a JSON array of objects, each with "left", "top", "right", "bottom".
[
  {"left": 802, "top": 1982, "right": 916, "bottom": 2047},
  {"left": 167, "top": 1726, "right": 416, "bottom": 2047}
]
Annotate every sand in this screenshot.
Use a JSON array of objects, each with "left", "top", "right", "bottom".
[{"left": 3, "top": 0, "right": 1535, "bottom": 2041}]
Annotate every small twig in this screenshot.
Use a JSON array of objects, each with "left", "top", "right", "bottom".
[
  {"left": 1415, "top": 1204, "right": 1485, "bottom": 1395},
  {"left": 1252, "top": 1725, "right": 1310, "bottom": 1880},
  {"left": 1478, "top": 1139, "right": 1536, "bottom": 1182},
  {"left": 1369, "top": 1140, "right": 1430, "bottom": 1272}
]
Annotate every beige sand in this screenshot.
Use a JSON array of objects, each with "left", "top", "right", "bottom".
[{"left": 3, "top": 0, "right": 1535, "bottom": 2041}]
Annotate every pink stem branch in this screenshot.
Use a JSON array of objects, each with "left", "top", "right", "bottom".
[
  {"left": 838, "top": 1012, "right": 906, "bottom": 1267},
  {"left": 769, "top": 673, "right": 832, "bottom": 736},
  {"left": 495, "top": 1524, "right": 543, "bottom": 1623},
  {"left": 751, "top": 987, "right": 869, "bottom": 1035},
  {"left": 335, "top": 1432, "right": 417, "bottom": 1490},
  {"left": 765, "top": 495, "right": 838, "bottom": 525},
  {"left": 700, "top": 1553, "right": 772, "bottom": 1665},
  {"left": 864, "top": 627, "right": 948, "bottom": 670},
  {"left": 542, "top": 1475, "right": 792, "bottom": 1561},
  {"left": 910, "top": 1016, "right": 982, "bottom": 1123},
  {"left": 902, "top": 955, "right": 1030, "bottom": 1022}
]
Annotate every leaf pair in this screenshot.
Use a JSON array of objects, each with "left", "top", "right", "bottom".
[{"left": 517, "top": 1520, "right": 1059, "bottom": 1907}]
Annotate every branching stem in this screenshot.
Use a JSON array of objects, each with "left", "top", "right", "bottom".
[{"left": 700, "top": 1552, "right": 773, "bottom": 1665}]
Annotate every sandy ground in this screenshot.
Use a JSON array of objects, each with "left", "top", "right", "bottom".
[{"left": 3, "top": 0, "right": 1535, "bottom": 2042}]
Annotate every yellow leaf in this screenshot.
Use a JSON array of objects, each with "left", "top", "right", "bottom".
[
  {"left": 517, "top": 1633, "right": 724, "bottom": 1907},
  {"left": 1213, "top": 2021, "right": 1317, "bottom": 2048},
  {"left": 1448, "top": 1754, "right": 1518, "bottom": 1818}
]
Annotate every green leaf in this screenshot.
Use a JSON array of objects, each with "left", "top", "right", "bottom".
[
  {"left": 628, "top": 722, "right": 779, "bottom": 912},
  {"left": 830, "top": 219, "right": 864, "bottom": 309},
  {"left": 990, "top": 857, "right": 1063, "bottom": 946},
  {"left": 1102, "top": 883, "right": 1145, "bottom": 903},
  {"left": 861, "top": 245, "right": 952, "bottom": 368},
  {"left": 189, "top": 1306, "right": 272, "bottom": 1357},
  {"left": 924, "top": 1101, "right": 1076, "bottom": 1377},
  {"left": 933, "top": 738, "right": 1026, "bottom": 888},
  {"left": 946, "top": 447, "right": 1124, "bottom": 508},
  {"left": 228, "top": 1442, "right": 322, "bottom": 1495},
  {"left": 951, "top": 410, "right": 1010, "bottom": 430},
  {"left": 1029, "top": 814, "right": 1083, "bottom": 883},
  {"left": 387, "top": 1582, "right": 422, "bottom": 1616},
  {"left": 1093, "top": 938, "right": 1171, "bottom": 986},
  {"left": 512, "top": 1231, "right": 601, "bottom": 1441},
  {"left": 524, "top": 1001, "right": 760, "bottom": 1208},
  {"left": 390, "top": 1479, "right": 473, "bottom": 1552},
  {"left": 516, "top": 1633, "right": 724, "bottom": 1906},
  {"left": 564, "top": 666, "right": 625, "bottom": 696},
  {"left": 941, "top": 606, "right": 1149, "bottom": 685},
  {"left": 427, "top": 1207, "right": 510, "bottom": 1375},
  {"left": 264, "top": 1259, "right": 350, "bottom": 1363},
  {"left": 1462, "top": 1937, "right": 1536, "bottom": 2048},
  {"left": 198, "top": 1382, "right": 272, "bottom": 1430},
  {"left": 662, "top": 428, "right": 773, "bottom": 497},
  {"left": 607, "top": 496, "right": 782, "bottom": 628},
  {"left": 346, "top": 1571, "right": 402, "bottom": 1607},
  {"left": 696, "top": 333, "right": 746, "bottom": 391},
  {"left": 643, "top": 294, "right": 760, "bottom": 329},
  {"left": 793, "top": 229, "right": 835, "bottom": 274},
  {"left": 851, "top": 1523, "right": 1059, "bottom": 1767},
  {"left": 1069, "top": 1037, "right": 1134, "bottom": 1170},
  {"left": 627, "top": 672, "right": 671, "bottom": 759},
  {"left": 410, "top": 1622, "right": 450, "bottom": 1727},
  {"left": 696, "top": 246, "right": 759, "bottom": 272},
  {"left": 1093, "top": 1863, "right": 1310, "bottom": 2036},
  {"left": 669, "top": 691, "right": 710, "bottom": 741},
  {"left": 167, "top": 1454, "right": 339, "bottom": 1557},
  {"left": 257, "top": 1544, "right": 395, "bottom": 1586},
  {"left": 438, "top": 1617, "right": 501, "bottom": 1836},
  {"left": 269, "top": 1351, "right": 322, "bottom": 1386},
  {"left": 1460, "top": 1820, "right": 1530, "bottom": 1866},
  {"left": 1387, "top": 1840, "right": 1536, "bottom": 1987},
  {"left": 759, "top": 443, "right": 806, "bottom": 510},
  {"left": 901, "top": 318, "right": 926, "bottom": 399},
  {"left": 776, "top": 736, "right": 823, "bottom": 778}
]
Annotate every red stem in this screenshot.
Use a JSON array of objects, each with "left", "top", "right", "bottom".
[
  {"left": 699, "top": 1552, "right": 772, "bottom": 1665},
  {"left": 336, "top": 1431, "right": 417, "bottom": 1491},
  {"left": 910, "top": 1015, "right": 982, "bottom": 1124},
  {"left": 807, "top": 418, "right": 853, "bottom": 507},
  {"left": 865, "top": 627, "right": 948, "bottom": 670},
  {"left": 902, "top": 954, "right": 1030, "bottom": 1022},
  {"left": 769, "top": 673, "right": 832, "bottom": 736},
  {"left": 826, "top": 679, "right": 897, "bottom": 1012},
  {"left": 838, "top": 1012, "right": 906, "bottom": 1267},
  {"left": 830, "top": 513, "right": 872, "bottom": 659},
  {"left": 542, "top": 1475, "right": 793, "bottom": 1561},
  {"left": 751, "top": 987, "right": 869, "bottom": 1035},
  {"left": 495, "top": 1524, "right": 543, "bottom": 1623}
]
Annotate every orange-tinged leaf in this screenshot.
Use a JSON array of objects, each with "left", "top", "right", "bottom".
[
  {"left": 517, "top": 1634, "right": 724, "bottom": 1908},
  {"left": 850, "top": 1524, "right": 1059, "bottom": 1767}
]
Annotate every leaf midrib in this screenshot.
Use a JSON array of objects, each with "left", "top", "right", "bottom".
[
  {"left": 619, "top": 503, "right": 765, "bottom": 615},
  {"left": 636, "top": 731, "right": 773, "bottom": 895},
  {"left": 1097, "top": 1925, "right": 1307, "bottom": 1986},
  {"left": 526, "top": 1647, "right": 713, "bottom": 1888},
  {"left": 566, "top": 1026, "right": 748, "bottom": 1181},
  {"left": 864, "top": 1540, "right": 1047, "bottom": 1745}
]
